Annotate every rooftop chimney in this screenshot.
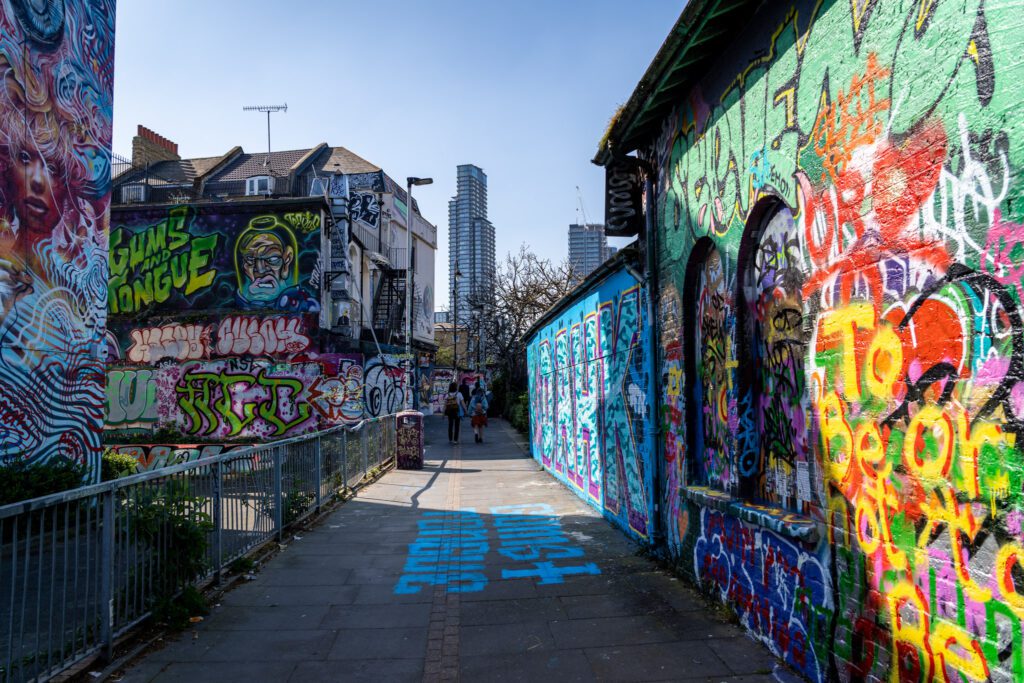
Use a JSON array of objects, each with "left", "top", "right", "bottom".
[{"left": 131, "top": 125, "right": 180, "bottom": 168}]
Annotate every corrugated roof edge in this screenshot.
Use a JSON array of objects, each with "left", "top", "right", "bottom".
[
  {"left": 522, "top": 244, "right": 641, "bottom": 343},
  {"left": 592, "top": 0, "right": 720, "bottom": 166}
]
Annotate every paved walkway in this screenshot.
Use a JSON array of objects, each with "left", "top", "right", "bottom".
[{"left": 121, "top": 418, "right": 781, "bottom": 682}]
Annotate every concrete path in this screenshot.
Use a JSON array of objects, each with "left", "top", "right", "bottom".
[{"left": 120, "top": 418, "right": 781, "bottom": 682}]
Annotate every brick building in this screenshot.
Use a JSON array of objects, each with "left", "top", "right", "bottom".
[
  {"left": 529, "top": 1, "right": 1024, "bottom": 681},
  {"left": 106, "top": 128, "right": 439, "bottom": 462}
]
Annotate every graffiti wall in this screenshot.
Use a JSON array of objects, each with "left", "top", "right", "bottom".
[
  {"left": 642, "top": 0, "right": 1024, "bottom": 680},
  {"left": 0, "top": 0, "right": 115, "bottom": 477},
  {"left": 526, "top": 267, "right": 653, "bottom": 542},
  {"left": 105, "top": 201, "right": 413, "bottom": 447},
  {"left": 109, "top": 202, "right": 323, "bottom": 316},
  {"left": 428, "top": 367, "right": 455, "bottom": 414},
  {"left": 106, "top": 350, "right": 409, "bottom": 442}
]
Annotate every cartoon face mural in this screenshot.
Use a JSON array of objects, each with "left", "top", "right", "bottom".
[
  {"left": 109, "top": 203, "right": 321, "bottom": 316},
  {"left": 104, "top": 200, "right": 416, "bottom": 448},
  {"left": 0, "top": 0, "right": 114, "bottom": 478},
  {"left": 235, "top": 215, "right": 298, "bottom": 307}
]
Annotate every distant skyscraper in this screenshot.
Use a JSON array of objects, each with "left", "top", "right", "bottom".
[
  {"left": 449, "top": 164, "right": 495, "bottom": 320},
  {"left": 568, "top": 223, "right": 613, "bottom": 278}
]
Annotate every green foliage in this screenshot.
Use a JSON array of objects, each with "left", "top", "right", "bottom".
[
  {"left": 107, "top": 425, "right": 194, "bottom": 445},
  {"left": 151, "top": 585, "right": 209, "bottom": 631},
  {"left": 489, "top": 372, "right": 508, "bottom": 417},
  {"left": 228, "top": 556, "right": 255, "bottom": 574},
  {"left": 508, "top": 392, "right": 531, "bottom": 434},
  {"left": 282, "top": 481, "right": 314, "bottom": 526},
  {"left": 101, "top": 449, "right": 139, "bottom": 481},
  {"left": 0, "top": 457, "right": 86, "bottom": 505},
  {"left": 127, "top": 479, "right": 213, "bottom": 601}
]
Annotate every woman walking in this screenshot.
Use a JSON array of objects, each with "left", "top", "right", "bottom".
[
  {"left": 443, "top": 382, "right": 467, "bottom": 444},
  {"left": 469, "top": 381, "right": 489, "bottom": 443}
]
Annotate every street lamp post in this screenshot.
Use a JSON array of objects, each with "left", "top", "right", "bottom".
[
  {"left": 405, "top": 177, "right": 432, "bottom": 411},
  {"left": 470, "top": 302, "right": 483, "bottom": 372},
  {"left": 453, "top": 267, "right": 462, "bottom": 371}
]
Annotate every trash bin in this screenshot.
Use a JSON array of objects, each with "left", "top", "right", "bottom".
[{"left": 396, "top": 410, "right": 424, "bottom": 470}]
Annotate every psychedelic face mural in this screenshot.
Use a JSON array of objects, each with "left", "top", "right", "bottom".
[{"left": 0, "top": 0, "right": 114, "bottom": 478}]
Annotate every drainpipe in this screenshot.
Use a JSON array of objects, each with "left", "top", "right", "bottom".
[
  {"left": 618, "top": 153, "right": 662, "bottom": 549},
  {"left": 641, "top": 163, "right": 662, "bottom": 550}
]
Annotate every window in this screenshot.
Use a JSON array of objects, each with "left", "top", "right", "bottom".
[
  {"left": 120, "top": 183, "right": 147, "bottom": 203},
  {"left": 246, "top": 176, "right": 274, "bottom": 196}
]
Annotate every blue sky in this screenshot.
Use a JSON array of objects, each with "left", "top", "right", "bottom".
[{"left": 113, "top": 1, "right": 682, "bottom": 307}]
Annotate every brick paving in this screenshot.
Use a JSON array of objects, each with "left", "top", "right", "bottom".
[{"left": 120, "top": 417, "right": 783, "bottom": 682}]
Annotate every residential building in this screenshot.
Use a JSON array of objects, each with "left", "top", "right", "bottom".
[
  {"left": 105, "top": 126, "right": 440, "bottom": 454},
  {"left": 111, "top": 127, "right": 438, "bottom": 354},
  {"left": 567, "top": 223, "right": 615, "bottom": 278},
  {"left": 448, "top": 164, "right": 495, "bottom": 321}
]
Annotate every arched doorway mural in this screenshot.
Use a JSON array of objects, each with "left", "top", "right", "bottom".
[
  {"left": 686, "top": 241, "right": 735, "bottom": 491},
  {"left": 742, "top": 201, "right": 812, "bottom": 511}
]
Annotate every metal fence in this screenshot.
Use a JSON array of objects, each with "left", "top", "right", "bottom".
[{"left": 0, "top": 415, "right": 397, "bottom": 683}]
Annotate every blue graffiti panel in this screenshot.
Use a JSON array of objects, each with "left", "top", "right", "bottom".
[{"left": 526, "top": 266, "right": 654, "bottom": 542}]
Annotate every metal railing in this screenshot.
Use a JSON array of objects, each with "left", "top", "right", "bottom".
[{"left": 0, "top": 415, "right": 397, "bottom": 683}]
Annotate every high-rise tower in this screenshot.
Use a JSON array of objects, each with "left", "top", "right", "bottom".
[
  {"left": 448, "top": 164, "right": 495, "bottom": 321},
  {"left": 568, "top": 223, "right": 614, "bottom": 278}
]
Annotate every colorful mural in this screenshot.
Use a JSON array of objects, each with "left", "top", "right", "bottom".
[
  {"left": 638, "top": 0, "right": 1024, "bottom": 680},
  {"left": 106, "top": 351, "right": 407, "bottom": 443},
  {"left": 104, "top": 201, "right": 415, "bottom": 447},
  {"left": 109, "top": 203, "right": 323, "bottom": 316},
  {"left": 693, "top": 244, "right": 734, "bottom": 492},
  {"left": 428, "top": 367, "right": 455, "bottom": 414},
  {"left": 0, "top": 0, "right": 115, "bottom": 478},
  {"left": 526, "top": 267, "right": 653, "bottom": 541}
]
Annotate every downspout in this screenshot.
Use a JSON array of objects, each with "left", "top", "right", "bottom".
[
  {"left": 618, "top": 153, "right": 662, "bottom": 549},
  {"left": 641, "top": 161, "right": 662, "bottom": 550}
]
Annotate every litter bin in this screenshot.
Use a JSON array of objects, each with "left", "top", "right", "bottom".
[{"left": 396, "top": 410, "right": 424, "bottom": 470}]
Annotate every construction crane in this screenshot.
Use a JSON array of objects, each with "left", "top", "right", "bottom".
[{"left": 576, "top": 185, "right": 591, "bottom": 227}]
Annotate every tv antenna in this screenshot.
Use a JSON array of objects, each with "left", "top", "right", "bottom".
[{"left": 243, "top": 103, "right": 287, "bottom": 168}]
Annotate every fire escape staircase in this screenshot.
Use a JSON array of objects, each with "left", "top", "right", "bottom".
[{"left": 371, "top": 269, "right": 407, "bottom": 345}]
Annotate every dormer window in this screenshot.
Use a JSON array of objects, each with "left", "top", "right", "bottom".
[
  {"left": 309, "top": 177, "right": 326, "bottom": 197},
  {"left": 121, "top": 183, "right": 147, "bottom": 203},
  {"left": 246, "top": 175, "right": 274, "bottom": 196}
]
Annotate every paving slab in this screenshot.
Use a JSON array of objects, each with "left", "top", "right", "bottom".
[{"left": 120, "top": 417, "right": 787, "bottom": 682}]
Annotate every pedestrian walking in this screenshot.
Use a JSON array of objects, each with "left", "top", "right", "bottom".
[
  {"left": 443, "top": 382, "right": 467, "bottom": 444},
  {"left": 469, "top": 381, "right": 489, "bottom": 443}
]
